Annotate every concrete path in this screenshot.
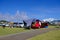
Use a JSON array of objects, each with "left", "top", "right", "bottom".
[{"left": 0, "top": 28, "right": 60, "bottom": 40}]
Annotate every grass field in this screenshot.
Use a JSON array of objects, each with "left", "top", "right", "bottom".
[
  {"left": 48, "top": 25, "right": 60, "bottom": 28},
  {"left": 27, "top": 30, "right": 60, "bottom": 40},
  {"left": 0, "top": 25, "right": 59, "bottom": 36},
  {"left": 0, "top": 27, "right": 30, "bottom": 36}
]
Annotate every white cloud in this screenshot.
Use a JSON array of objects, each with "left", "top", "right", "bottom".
[
  {"left": 20, "top": 12, "right": 29, "bottom": 20},
  {"left": 43, "top": 18, "right": 57, "bottom": 22},
  {"left": 0, "top": 10, "right": 29, "bottom": 22}
]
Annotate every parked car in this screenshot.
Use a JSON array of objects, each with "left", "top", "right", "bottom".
[
  {"left": 40, "top": 22, "right": 48, "bottom": 28},
  {"left": 19, "top": 23, "right": 24, "bottom": 28},
  {"left": 13, "top": 22, "right": 24, "bottom": 28}
]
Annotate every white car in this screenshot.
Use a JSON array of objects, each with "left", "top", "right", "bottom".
[
  {"left": 18, "top": 23, "right": 24, "bottom": 28},
  {"left": 13, "top": 23, "right": 24, "bottom": 28},
  {"left": 5, "top": 24, "right": 9, "bottom": 27}
]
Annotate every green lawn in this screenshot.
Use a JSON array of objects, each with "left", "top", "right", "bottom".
[
  {"left": 28, "top": 30, "right": 60, "bottom": 40},
  {"left": 0, "top": 25, "right": 59, "bottom": 36},
  {"left": 0, "top": 27, "right": 29, "bottom": 36},
  {"left": 48, "top": 25, "right": 55, "bottom": 28},
  {"left": 48, "top": 25, "right": 60, "bottom": 28}
]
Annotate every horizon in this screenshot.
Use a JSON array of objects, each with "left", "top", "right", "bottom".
[{"left": 0, "top": 0, "right": 60, "bottom": 22}]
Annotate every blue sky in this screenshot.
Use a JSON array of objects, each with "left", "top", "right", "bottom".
[{"left": 0, "top": 0, "right": 60, "bottom": 21}]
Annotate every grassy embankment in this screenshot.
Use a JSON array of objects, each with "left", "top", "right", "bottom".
[
  {"left": 27, "top": 25, "right": 60, "bottom": 40},
  {"left": 0, "top": 25, "right": 59, "bottom": 36},
  {"left": 28, "top": 30, "right": 60, "bottom": 40},
  {"left": 0, "top": 27, "right": 30, "bottom": 36}
]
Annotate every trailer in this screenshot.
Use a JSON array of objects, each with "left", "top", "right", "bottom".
[{"left": 23, "top": 19, "right": 41, "bottom": 29}]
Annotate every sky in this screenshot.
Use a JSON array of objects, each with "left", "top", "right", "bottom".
[{"left": 0, "top": 0, "right": 60, "bottom": 22}]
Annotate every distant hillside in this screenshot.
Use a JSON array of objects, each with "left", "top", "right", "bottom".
[
  {"left": 0, "top": 20, "right": 9, "bottom": 23},
  {"left": 47, "top": 20, "right": 60, "bottom": 27},
  {"left": 43, "top": 18, "right": 56, "bottom": 22},
  {"left": 52, "top": 20, "right": 60, "bottom": 22},
  {"left": 51, "top": 20, "right": 60, "bottom": 24},
  {"left": 43, "top": 18, "right": 60, "bottom": 25}
]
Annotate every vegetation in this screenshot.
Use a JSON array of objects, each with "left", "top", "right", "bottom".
[
  {"left": 48, "top": 25, "right": 60, "bottom": 28},
  {"left": 0, "top": 25, "right": 60, "bottom": 36},
  {"left": 27, "top": 30, "right": 60, "bottom": 40},
  {"left": 0, "top": 27, "right": 29, "bottom": 36},
  {"left": 0, "top": 20, "right": 8, "bottom": 23}
]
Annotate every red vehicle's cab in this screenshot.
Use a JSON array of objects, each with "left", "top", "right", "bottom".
[{"left": 31, "top": 20, "right": 41, "bottom": 29}]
